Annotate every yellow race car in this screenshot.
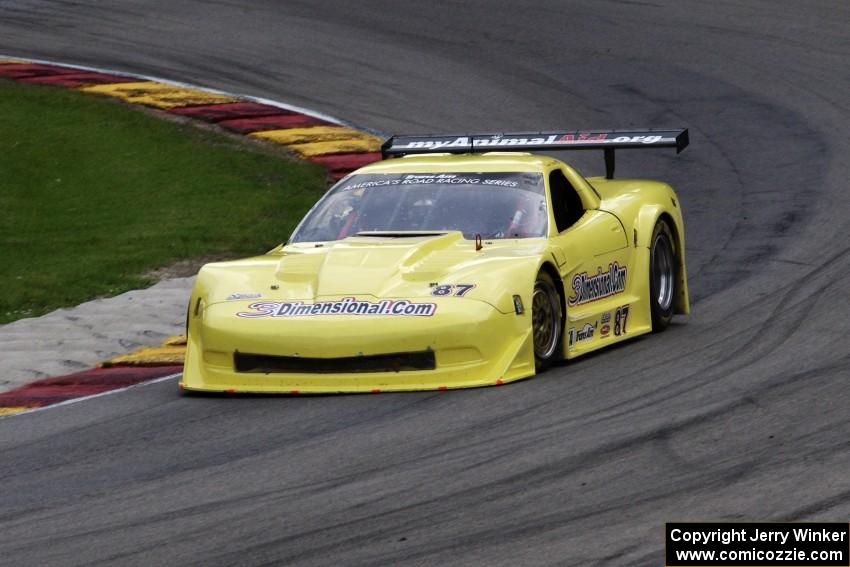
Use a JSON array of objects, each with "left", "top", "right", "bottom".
[{"left": 180, "top": 130, "right": 690, "bottom": 394}]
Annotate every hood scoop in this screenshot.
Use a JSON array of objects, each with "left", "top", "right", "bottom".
[{"left": 275, "top": 231, "right": 475, "bottom": 298}]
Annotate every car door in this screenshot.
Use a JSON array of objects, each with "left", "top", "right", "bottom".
[{"left": 546, "top": 168, "right": 631, "bottom": 353}]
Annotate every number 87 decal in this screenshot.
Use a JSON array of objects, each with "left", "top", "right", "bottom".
[
  {"left": 431, "top": 284, "right": 476, "bottom": 297},
  {"left": 614, "top": 305, "right": 630, "bottom": 336}
]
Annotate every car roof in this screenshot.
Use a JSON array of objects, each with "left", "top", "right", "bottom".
[{"left": 354, "top": 152, "right": 561, "bottom": 175}]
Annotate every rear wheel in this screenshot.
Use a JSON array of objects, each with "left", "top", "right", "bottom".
[
  {"left": 649, "top": 220, "right": 677, "bottom": 331},
  {"left": 532, "top": 270, "right": 563, "bottom": 370}
]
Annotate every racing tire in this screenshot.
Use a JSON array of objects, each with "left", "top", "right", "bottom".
[
  {"left": 649, "top": 220, "right": 677, "bottom": 332},
  {"left": 532, "top": 270, "right": 563, "bottom": 370}
]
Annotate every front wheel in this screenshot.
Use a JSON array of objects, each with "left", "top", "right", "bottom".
[
  {"left": 532, "top": 270, "right": 563, "bottom": 370},
  {"left": 649, "top": 220, "right": 678, "bottom": 331}
]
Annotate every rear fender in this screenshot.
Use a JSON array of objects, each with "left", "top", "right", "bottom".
[{"left": 634, "top": 200, "right": 689, "bottom": 315}]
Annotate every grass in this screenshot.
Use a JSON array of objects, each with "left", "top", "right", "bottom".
[{"left": 0, "top": 79, "right": 328, "bottom": 324}]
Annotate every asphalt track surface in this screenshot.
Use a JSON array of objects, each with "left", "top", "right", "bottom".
[{"left": 2, "top": 2, "right": 849, "bottom": 565}]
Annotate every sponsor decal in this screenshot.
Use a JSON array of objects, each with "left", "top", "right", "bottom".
[
  {"left": 342, "top": 173, "right": 520, "bottom": 190},
  {"left": 567, "top": 322, "right": 596, "bottom": 348},
  {"left": 396, "top": 133, "right": 667, "bottom": 151},
  {"left": 601, "top": 324, "right": 611, "bottom": 336},
  {"left": 568, "top": 262, "right": 627, "bottom": 306},
  {"left": 601, "top": 311, "right": 611, "bottom": 324},
  {"left": 576, "top": 322, "right": 595, "bottom": 342},
  {"left": 475, "top": 133, "right": 613, "bottom": 148},
  {"left": 226, "top": 292, "right": 262, "bottom": 301},
  {"left": 401, "top": 137, "right": 471, "bottom": 151},
  {"left": 236, "top": 297, "right": 437, "bottom": 318}
]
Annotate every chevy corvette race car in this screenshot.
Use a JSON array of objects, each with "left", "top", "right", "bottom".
[{"left": 180, "top": 129, "right": 690, "bottom": 393}]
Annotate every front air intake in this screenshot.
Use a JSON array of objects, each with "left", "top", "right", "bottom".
[{"left": 234, "top": 351, "right": 436, "bottom": 374}]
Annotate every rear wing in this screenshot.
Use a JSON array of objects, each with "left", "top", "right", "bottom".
[{"left": 380, "top": 129, "right": 688, "bottom": 179}]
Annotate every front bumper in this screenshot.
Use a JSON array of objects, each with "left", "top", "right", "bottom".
[{"left": 179, "top": 296, "right": 535, "bottom": 393}]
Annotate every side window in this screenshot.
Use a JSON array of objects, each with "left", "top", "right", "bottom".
[{"left": 549, "top": 169, "right": 585, "bottom": 232}]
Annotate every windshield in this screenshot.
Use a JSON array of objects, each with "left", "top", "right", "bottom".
[{"left": 290, "top": 172, "right": 547, "bottom": 243}]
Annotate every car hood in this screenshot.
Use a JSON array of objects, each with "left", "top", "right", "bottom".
[{"left": 196, "top": 232, "right": 547, "bottom": 313}]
